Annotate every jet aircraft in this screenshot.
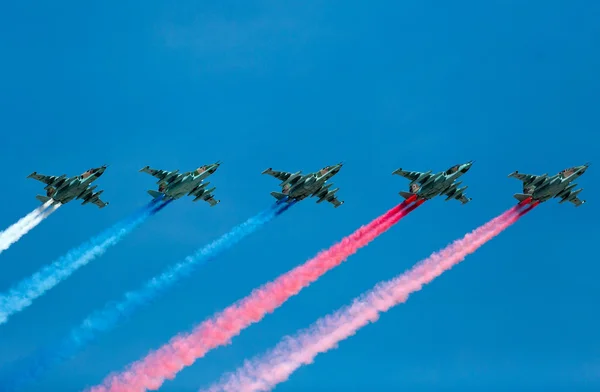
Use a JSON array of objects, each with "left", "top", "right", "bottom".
[
  {"left": 27, "top": 165, "right": 109, "bottom": 208},
  {"left": 139, "top": 163, "right": 221, "bottom": 206},
  {"left": 508, "top": 163, "right": 589, "bottom": 207},
  {"left": 262, "top": 163, "right": 345, "bottom": 207},
  {"left": 392, "top": 161, "right": 473, "bottom": 204}
]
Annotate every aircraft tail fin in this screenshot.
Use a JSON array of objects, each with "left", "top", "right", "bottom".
[
  {"left": 270, "top": 191, "right": 287, "bottom": 201},
  {"left": 147, "top": 190, "right": 165, "bottom": 199},
  {"left": 513, "top": 193, "right": 531, "bottom": 203},
  {"left": 35, "top": 195, "right": 53, "bottom": 204},
  {"left": 399, "top": 191, "right": 415, "bottom": 200}
]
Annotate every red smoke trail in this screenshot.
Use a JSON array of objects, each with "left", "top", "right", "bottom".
[
  {"left": 89, "top": 198, "right": 422, "bottom": 392},
  {"left": 201, "top": 203, "right": 536, "bottom": 392}
]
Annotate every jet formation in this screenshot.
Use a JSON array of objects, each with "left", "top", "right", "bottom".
[
  {"left": 26, "top": 161, "right": 590, "bottom": 209},
  {"left": 508, "top": 163, "right": 589, "bottom": 207},
  {"left": 27, "top": 165, "right": 109, "bottom": 208}
]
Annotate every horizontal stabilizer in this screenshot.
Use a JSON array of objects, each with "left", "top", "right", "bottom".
[
  {"left": 399, "top": 191, "right": 415, "bottom": 200},
  {"left": 513, "top": 193, "right": 531, "bottom": 203},
  {"left": 270, "top": 191, "right": 287, "bottom": 201},
  {"left": 35, "top": 195, "right": 53, "bottom": 204},
  {"left": 147, "top": 190, "right": 165, "bottom": 199}
]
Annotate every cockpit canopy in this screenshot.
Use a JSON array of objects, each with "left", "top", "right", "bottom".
[
  {"left": 445, "top": 165, "right": 460, "bottom": 175},
  {"left": 559, "top": 167, "right": 576, "bottom": 178},
  {"left": 196, "top": 166, "right": 207, "bottom": 174}
]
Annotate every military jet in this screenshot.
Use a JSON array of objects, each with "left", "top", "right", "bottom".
[
  {"left": 139, "top": 162, "right": 221, "bottom": 206},
  {"left": 262, "top": 163, "right": 345, "bottom": 207},
  {"left": 27, "top": 165, "right": 109, "bottom": 208},
  {"left": 392, "top": 161, "right": 474, "bottom": 204},
  {"left": 508, "top": 163, "right": 589, "bottom": 207}
]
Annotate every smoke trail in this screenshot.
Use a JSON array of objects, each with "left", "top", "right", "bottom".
[
  {"left": 3, "top": 202, "right": 293, "bottom": 391},
  {"left": 0, "top": 201, "right": 58, "bottom": 255},
  {"left": 89, "top": 199, "right": 421, "bottom": 392},
  {"left": 0, "top": 199, "right": 166, "bottom": 327},
  {"left": 204, "top": 204, "right": 536, "bottom": 392}
]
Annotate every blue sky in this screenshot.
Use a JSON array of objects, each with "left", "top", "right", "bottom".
[{"left": 0, "top": 1, "right": 598, "bottom": 391}]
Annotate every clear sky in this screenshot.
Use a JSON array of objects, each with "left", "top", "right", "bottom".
[{"left": 0, "top": 1, "right": 598, "bottom": 391}]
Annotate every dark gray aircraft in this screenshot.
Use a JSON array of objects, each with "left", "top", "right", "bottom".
[
  {"left": 262, "top": 163, "right": 344, "bottom": 207},
  {"left": 392, "top": 161, "right": 473, "bottom": 204},
  {"left": 508, "top": 163, "right": 589, "bottom": 207},
  {"left": 27, "top": 165, "right": 109, "bottom": 208},
  {"left": 140, "top": 163, "right": 221, "bottom": 206}
]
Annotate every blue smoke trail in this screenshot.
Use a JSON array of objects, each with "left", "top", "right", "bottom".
[
  {"left": 0, "top": 199, "right": 168, "bottom": 327},
  {"left": 3, "top": 200, "right": 294, "bottom": 391}
]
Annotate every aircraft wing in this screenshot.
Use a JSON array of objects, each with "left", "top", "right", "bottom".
[
  {"left": 27, "top": 172, "right": 64, "bottom": 185},
  {"left": 567, "top": 196, "right": 585, "bottom": 207},
  {"left": 90, "top": 197, "right": 109, "bottom": 209},
  {"left": 508, "top": 171, "right": 539, "bottom": 185},
  {"left": 558, "top": 191, "right": 586, "bottom": 207},
  {"left": 325, "top": 196, "right": 344, "bottom": 208},
  {"left": 392, "top": 168, "right": 431, "bottom": 184},
  {"left": 139, "top": 166, "right": 174, "bottom": 182},
  {"left": 190, "top": 184, "right": 220, "bottom": 207},
  {"left": 203, "top": 196, "right": 220, "bottom": 207},
  {"left": 79, "top": 187, "right": 109, "bottom": 209},
  {"left": 313, "top": 185, "right": 344, "bottom": 208},
  {"left": 262, "top": 168, "right": 293, "bottom": 182},
  {"left": 455, "top": 193, "right": 472, "bottom": 205}
]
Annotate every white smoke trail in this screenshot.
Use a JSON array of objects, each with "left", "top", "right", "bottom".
[
  {"left": 0, "top": 201, "right": 161, "bottom": 326},
  {"left": 0, "top": 201, "right": 57, "bottom": 255}
]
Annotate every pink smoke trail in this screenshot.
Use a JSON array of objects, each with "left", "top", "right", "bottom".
[
  {"left": 202, "top": 203, "right": 536, "bottom": 392},
  {"left": 89, "top": 198, "right": 422, "bottom": 392}
]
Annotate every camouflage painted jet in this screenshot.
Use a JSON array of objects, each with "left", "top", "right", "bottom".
[
  {"left": 27, "top": 165, "right": 109, "bottom": 208},
  {"left": 392, "top": 161, "right": 473, "bottom": 204},
  {"left": 139, "top": 162, "right": 221, "bottom": 206},
  {"left": 262, "top": 163, "right": 344, "bottom": 207},
  {"left": 508, "top": 163, "right": 589, "bottom": 207}
]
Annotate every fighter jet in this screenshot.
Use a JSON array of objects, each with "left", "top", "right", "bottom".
[
  {"left": 139, "top": 162, "right": 221, "bottom": 206},
  {"left": 27, "top": 165, "right": 109, "bottom": 208},
  {"left": 261, "top": 163, "right": 345, "bottom": 207},
  {"left": 508, "top": 163, "right": 589, "bottom": 207},
  {"left": 392, "top": 161, "right": 474, "bottom": 204}
]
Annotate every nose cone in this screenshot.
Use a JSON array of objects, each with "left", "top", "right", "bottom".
[
  {"left": 209, "top": 162, "right": 221, "bottom": 173},
  {"left": 97, "top": 165, "right": 107, "bottom": 176},
  {"left": 578, "top": 164, "right": 588, "bottom": 174},
  {"left": 460, "top": 161, "right": 473, "bottom": 173}
]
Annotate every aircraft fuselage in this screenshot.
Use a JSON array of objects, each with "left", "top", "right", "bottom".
[
  {"left": 161, "top": 174, "right": 208, "bottom": 199},
  {"left": 46, "top": 177, "right": 97, "bottom": 204},
  {"left": 285, "top": 169, "right": 338, "bottom": 200},
  {"left": 286, "top": 175, "right": 321, "bottom": 200},
  {"left": 415, "top": 171, "right": 466, "bottom": 199},
  {"left": 529, "top": 172, "right": 585, "bottom": 202}
]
